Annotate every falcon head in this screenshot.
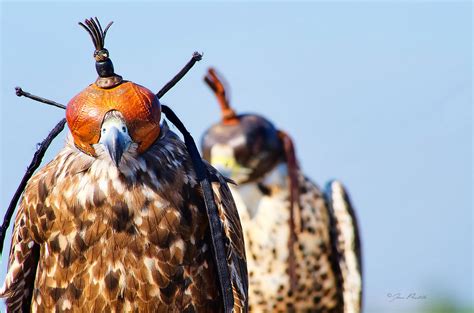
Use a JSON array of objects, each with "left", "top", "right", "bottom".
[
  {"left": 65, "top": 82, "right": 161, "bottom": 161},
  {"left": 201, "top": 68, "right": 284, "bottom": 184}
]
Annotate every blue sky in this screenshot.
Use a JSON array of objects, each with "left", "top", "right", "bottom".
[{"left": 0, "top": 2, "right": 472, "bottom": 312}]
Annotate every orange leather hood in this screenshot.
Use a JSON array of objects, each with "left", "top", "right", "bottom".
[{"left": 66, "top": 81, "right": 161, "bottom": 155}]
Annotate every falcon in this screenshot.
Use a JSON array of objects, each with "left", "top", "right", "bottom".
[
  {"left": 201, "top": 68, "right": 362, "bottom": 312},
  {"left": 0, "top": 19, "right": 247, "bottom": 312}
]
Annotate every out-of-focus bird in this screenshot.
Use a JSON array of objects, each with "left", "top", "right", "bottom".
[
  {"left": 201, "top": 68, "right": 362, "bottom": 313},
  {"left": 0, "top": 20, "right": 247, "bottom": 312}
]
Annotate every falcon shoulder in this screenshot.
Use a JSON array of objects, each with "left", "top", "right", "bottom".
[
  {"left": 206, "top": 162, "right": 248, "bottom": 312},
  {"left": 324, "top": 180, "right": 363, "bottom": 313},
  {"left": 0, "top": 163, "right": 55, "bottom": 312}
]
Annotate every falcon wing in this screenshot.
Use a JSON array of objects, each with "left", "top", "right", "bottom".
[
  {"left": 0, "top": 199, "right": 40, "bottom": 312},
  {"left": 207, "top": 163, "right": 248, "bottom": 312},
  {"left": 325, "top": 180, "right": 363, "bottom": 313}
]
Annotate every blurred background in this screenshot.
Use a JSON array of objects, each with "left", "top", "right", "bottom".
[{"left": 0, "top": 1, "right": 472, "bottom": 312}]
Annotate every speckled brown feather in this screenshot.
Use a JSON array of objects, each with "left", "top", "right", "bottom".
[
  {"left": 0, "top": 203, "right": 40, "bottom": 312},
  {"left": 0, "top": 123, "right": 247, "bottom": 312}
]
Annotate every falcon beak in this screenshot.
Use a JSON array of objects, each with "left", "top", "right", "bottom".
[
  {"left": 210, "top": 155, "right": 234, "bottom": 177},
  {"left": 211, "top": 155, "right": 253, "bottom": 184},
  {"left": 103, "top": 126, "right": 127, "bottom": 167}
]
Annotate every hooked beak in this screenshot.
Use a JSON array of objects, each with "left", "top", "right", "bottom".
[
  {"left": 210, "top": 155, "right": 252, "bottom": 183},
  {"left": 211, "top": 155, "right": 235, "bottom": 178},
  {"left": 103, "top": 127, "right": 127, "bottom": 167}
]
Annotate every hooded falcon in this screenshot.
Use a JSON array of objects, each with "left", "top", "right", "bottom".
[
  {"left": 201, "top": 68, "right": 362, "bottom": 313},
  {"left": 0, "top": 20, "right": 247, "bottom": 312}
]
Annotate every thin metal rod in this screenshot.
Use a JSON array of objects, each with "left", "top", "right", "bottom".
[
  {"left": 15, "top": 87, "right": 66, "bottom": 109},
  {"left": 156, "top": 52, "right": 202, "bottom": 99}
]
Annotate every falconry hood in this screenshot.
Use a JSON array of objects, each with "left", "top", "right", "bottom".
[
  {"left": 201, "top": 68, "right": 286, "bottom": 184},
  {"left": 66, "top": 18, "right": 161, "bottom": 156}
]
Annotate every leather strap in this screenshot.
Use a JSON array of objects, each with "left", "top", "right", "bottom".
[{"left": 162, "top": 105, "right": 234, "bottom": 313}]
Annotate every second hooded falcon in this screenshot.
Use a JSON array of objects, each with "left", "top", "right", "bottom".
[{"left": 201, "top": 68, "right": 363, "bottom": 313}]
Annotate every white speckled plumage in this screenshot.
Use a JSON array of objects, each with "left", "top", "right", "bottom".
[{"left": 227, "top": 162, "right": 343, "bottom": 312}]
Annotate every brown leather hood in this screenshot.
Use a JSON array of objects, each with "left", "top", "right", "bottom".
[{"left": 66, "top": 81, "right": 161, "bottom": 155}]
